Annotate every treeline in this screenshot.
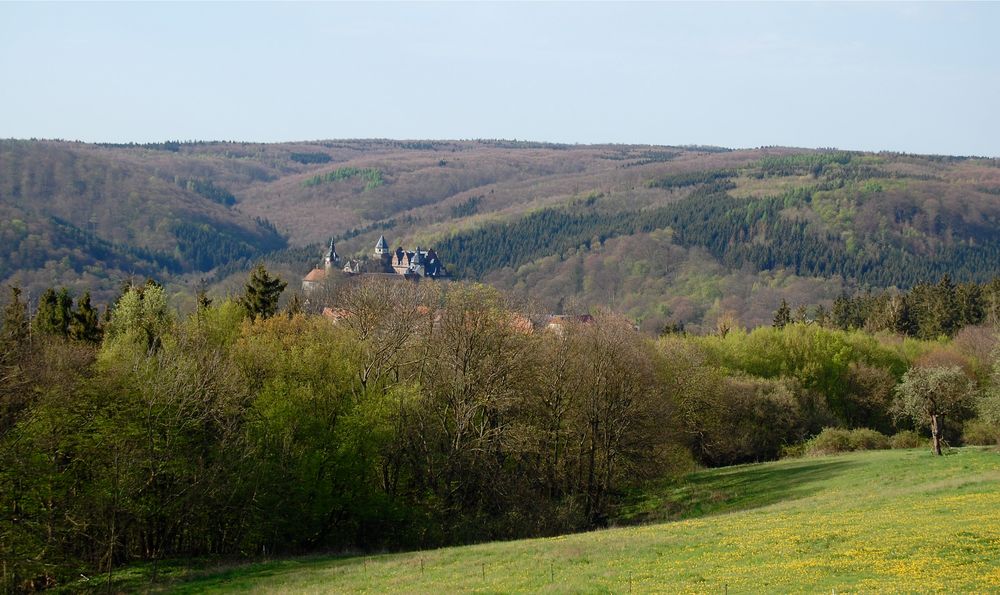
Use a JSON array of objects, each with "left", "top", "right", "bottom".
[
  {"left": 174, "top": 176, "right": 237, "bottom": 206},
  {"left": 51, "top": 216, "right": 182, "bottom": 273},
  {"left": 0, "top": 279, "right": 683, "bottom": 588},
  {"left": 450, "top": 195, "right": 483, "bottom": 218},
  {"left": 170, "top": 218, "right": 286, "bottom": 272},
  {"left": 2, "top": 274, "right": 999, "bottom": 590},
  {"left": 0, "top": 215, "right": 182, "bottom": 281},
  {"left": 660, "top": 188, "right": 1000, "bottom": 287},
  {"left": 302, "top": 167, "right": 384, "bottom": 190},
  {"left": 436, "top": 206, "right": 638, "bottom": 278},
  {"left": 774, "top": 275, "right": 1000, "bottom": 339},
  {"left": 646, "top": 169, "right": 735, "bottom": 189},
  {"left": 5, "top": 212, "right": 290, "bottom": 285},
  {"left": 334, "top": 217, "right": 407, "bottom": 244},
  {"left": 289, "top": 151, "right": 332, "bottom": 164},
  {"left": 754, "top": 151, "right": 855, "bottom": 177},
  {"left": 96, "top": 140, "right": 183, "bottom": 152},
  {"left": 439, "top": 183, "right": 1000, "bottom": 288},
  {"left": 96, "top": 140, "right": 254, "bottom": 151},
  {"left": 618, "top": 150, "right": 680, "bottom": 167}
]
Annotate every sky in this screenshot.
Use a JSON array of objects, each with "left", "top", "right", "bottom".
[{"left": 2, "top": 2, "right": 998, "bottom": 156}]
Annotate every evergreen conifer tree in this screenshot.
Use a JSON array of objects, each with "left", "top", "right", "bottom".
[
  {"left": 933, "top": 274, "right": 959, "bottom": 336},
  {"left": 985, "top": 277, "right": 1000, "bottom": 328},
  {"left": 955, "top": 282, "right": 984, "bottom": 328},
  {"left": 1, "top": 286, "right": 29, "bottom": 346},
  {"left": 831, "top": 293, "right": 853, "bottom": 330},
  {"left": 793, "top": 304, "right": 808, "bottom": 324},
  {"left": 33, "top": 288, "right": 73, "bottom": 337},
  {"left": 240, "top": 264, "right": 287, "bottom": 320},
  {"left": 196, "top": 287, "right": 213, "bottom": 310},
  {"left": 813, "top": 304, "right": 829, "bottom": 328},
  {"left": 772, "top": 299, "right": 791, "bottom": 328},
  {"left": 70, "top": 291, "right": 103, "bottom": 343},
  {"left": 894, "top": 294, "right": 916, "bottom": 336}
]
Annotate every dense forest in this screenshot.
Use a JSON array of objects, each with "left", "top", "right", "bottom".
[
  {"left": 2, "top": 273, "right": 999, "bottom": 591},
  {"left": 440, "top": 154, "right": 1000, "bottom": 289},
  {"left": 3, "top": 139, "right": 998, "bottom": 330},
  {"left": 439, "top": 182, "right": 1000, "bottom": 287}
]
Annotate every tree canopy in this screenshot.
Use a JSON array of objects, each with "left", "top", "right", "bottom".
[{"left": 893, "top": 366, "right": 975, "bottom": 455}]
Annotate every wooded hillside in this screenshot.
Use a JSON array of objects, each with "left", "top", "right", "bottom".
[{"left": 2, "top": 139, "right": 998, "bottom": 330}]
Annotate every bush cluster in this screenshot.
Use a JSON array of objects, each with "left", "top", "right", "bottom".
[
  {"left": 962, "top": 420, "right": 1000, "bottom": 446},
  {"left": 889, "top": 430, "right": 926, "bottom": 449},
  {"left": 798, "top": 428, "right": 890, "bottom": 456}
]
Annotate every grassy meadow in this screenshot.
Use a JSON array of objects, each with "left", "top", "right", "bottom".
[{"left": 119, "top": 447, "right": 1000, "bottom": 593}]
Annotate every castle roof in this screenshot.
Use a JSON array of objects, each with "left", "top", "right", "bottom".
[
  {"left": 375, "top": 235, "right": 389, "bottom": 251},
  {"left": 303, "top": 268, "right": 328, "bottom": 282}
]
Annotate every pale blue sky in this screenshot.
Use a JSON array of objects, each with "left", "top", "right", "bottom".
[{"left": 2, "top": 2, "right": 998, "bottom": 155}]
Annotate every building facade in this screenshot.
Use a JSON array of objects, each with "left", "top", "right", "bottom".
[
  {"left": 301, "top": 238, "right": 339, "bottom": 292},
  {"left": 303, "top": 235, "right": 449, "bottom": 292}
]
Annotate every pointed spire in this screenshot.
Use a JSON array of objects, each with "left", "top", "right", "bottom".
[
  {"left": 323, "top": 237, "right": 338, "bottom": 268},
  {"left": 375, "top": 234, "right": 389, "bottom": 255}
]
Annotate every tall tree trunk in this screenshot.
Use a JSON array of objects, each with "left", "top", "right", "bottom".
[
  {"left": 930, "top": 414, "right": 942, "bottom": 456},
  {"left": 585, "top": 421, "right": 598, "bottom": 522}
]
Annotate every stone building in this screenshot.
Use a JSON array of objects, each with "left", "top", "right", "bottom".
[
  {"left": 301, "top": 238, "right": 339, "bottom": 293},
  {"left": 303, "top": 235, "right": 449, "bottom": 293}
]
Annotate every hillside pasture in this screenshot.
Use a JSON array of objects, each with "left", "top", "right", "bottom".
[{"left": 121, "top": 448, "right": 1000, "bottom": 593}]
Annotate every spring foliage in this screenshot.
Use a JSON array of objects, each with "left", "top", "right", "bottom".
[{"left": 0, "top": 277, "right": 997, "bottom": 590}]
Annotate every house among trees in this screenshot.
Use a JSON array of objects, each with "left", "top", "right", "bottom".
[
  {"left": 301, "top": 238, "right": 340, "bottom": 293},
  {"left": 302, "top": 235, "right": 449, "bottom": 293},
  {"left": 545, "top": 314, "right": 595, "bottom": 336}
]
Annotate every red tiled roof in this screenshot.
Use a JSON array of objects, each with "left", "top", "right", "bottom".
[{"left": 303, "top": 268, "right": 328, "bottom": 282}]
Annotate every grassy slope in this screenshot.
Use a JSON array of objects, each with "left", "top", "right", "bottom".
[{"left": 128, "top": 448, "right": 1000, "bottom": 593}]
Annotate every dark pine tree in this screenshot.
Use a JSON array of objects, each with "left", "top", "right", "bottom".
[
  {"left": 33, "top": 288, "right": 73, "bottom": 337},
  {"left": 813, "top": 304, "right": 829, "bottom": 328},
  {"left": 955, "top": 282, "right": 984, "bottom": 328},
  {"left": 70, "top": 291, "right": 103, "bottom": 343},
  {"left": 240, "top": 264, "right": 287, "bottom": 320},
  {"left": 831, "top": 293, "right": 853, "bottom": 330},
  {"left": 2, "top": 286, "right": 30, "bottom": 346},
  {"left": 793, "top": 304, "right": 808, "bottom": 324},
  {"left": 772, "top": 299, "right": 791, "bottom": 329},
  {"left": 196, "top": 279, "right": 213, "bottom": 310}
]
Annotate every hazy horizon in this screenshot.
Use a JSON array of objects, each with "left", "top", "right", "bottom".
[{"left": 3, "top": 2, "right": 999, "bottom": 156}]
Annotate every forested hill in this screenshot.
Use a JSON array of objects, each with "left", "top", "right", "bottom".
[
  {"left": 2, "top": 138, "right": 999, "bottom": 330},
  {"left": 0, "top": 140, "right": 287, "bottom": 300}
]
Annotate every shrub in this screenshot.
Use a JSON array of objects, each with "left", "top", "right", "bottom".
[
  {"left": 849, "top": 428, "right": 892, "bottom": 451},
  {"left": 806, "top": 428, "right": 854, "bottom": 455},
  {"left": 801, "top": 427, "right": 890, "bottom": 456},
  {"left": 780, "top": 442, "right": 808, "bottom": 459},
  {"left": 962, "top": 419, "right": 1000, "bottom": 446},
  {"left": 889, "top": 430, "right": 926, "bottom": 449}
]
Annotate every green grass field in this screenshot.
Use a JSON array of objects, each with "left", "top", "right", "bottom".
[{"left": 125, "top": 447, "right": 1000, "bottom": 593}]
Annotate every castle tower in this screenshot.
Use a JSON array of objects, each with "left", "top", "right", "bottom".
[
  {"left": 374, "top": 235, "right": 392, "bottom": 272},
  {"left": 323, "top": 238, "right": 339, "bottom": 271}
]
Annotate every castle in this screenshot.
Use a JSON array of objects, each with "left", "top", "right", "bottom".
[{"left": 302, "top": 235, "right": 449, "bottom": 292}]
